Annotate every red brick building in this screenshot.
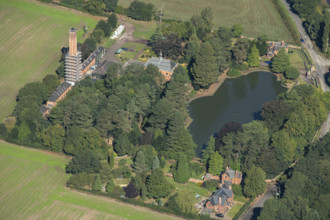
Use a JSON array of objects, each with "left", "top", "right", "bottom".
[
  {"left": 205, "top": 187, "right": 234, "bottom": 214},
  {"left": 221, "top": 167, "right": 242, "bottom": 185}
]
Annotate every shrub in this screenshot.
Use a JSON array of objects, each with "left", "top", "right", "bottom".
[
  {"left": 106, "top": 179, "right": 115, "bottom": 193},
  {"left": 284, "top": 66, "right": 300, "bottom": 80},
  {"left": 112, "top": 185, "right": 124, "bottom": 196},
  {"left": 227, "top": 69, "right": 241, "bottom": 77},
  {"left": 112, "top": 166, "right": 132, "bottom": 178},
  {"left": 124, "top": 182, "right": 139, "bottom": 198},
  {"left": 232, "top": 64, "right": 249, "bottom": 71},
  {"left": 202, "top": 180, "right": 219, "bottom": 191},
  {"left": 67, "top": 172, "right": 95, "bottom": 188},
  {"left": 232, "top": 184, "right": 243, "bottom": 197}
]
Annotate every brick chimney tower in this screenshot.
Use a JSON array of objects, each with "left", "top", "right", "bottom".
[{"left": 69, "top": 28, "right": 77, "bottom": 56}]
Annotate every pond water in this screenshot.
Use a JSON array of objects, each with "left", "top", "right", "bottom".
[{"left": 188, "top": 71, "right": 287, "bottom": 155}]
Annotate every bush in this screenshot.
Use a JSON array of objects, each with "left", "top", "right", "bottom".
[
  {"left": 202, "top": 180, "right": 219, "bottom": 191},
  {"left": 227, "top": 69, "right": 242, "bottom": 77},
  {"left": 232, "top": 184, "right": 243, "bottom": 197},
  {"left": 124, "top": 182, "right": 139, "bottom": 198},
  {"left": 127, "top": 1, "right": 154, "bottom": 21},
  {"left": 115, "top": 5, "right": 127, "bottom": 15},
  {"left": 112, "top": 185, "right": 124, "bottom": 196},
  {"left": 67, "top": 172, "right": 95, "bottom": 188},
  {"left": 284, "top": 66, "right": 300, "bottom": 80},
  {"left": 112, "top": 166, "right": 132, "bottom": 178},
  {"left": 106, "top": 179, "right": 115, "bottom": 193}
]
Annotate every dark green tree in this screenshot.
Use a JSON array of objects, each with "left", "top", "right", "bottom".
[
  {"left": 256, "top": 35, "right": 268, "bottom": 55},
  {"left": 109, "top": 151, "right": 115, "bottom": 169},
  {"left": 271, "top": 48, "right": 290, "bottom": 73},
  {"left": 208, "top": 151, "right": 223, "bottom": 175},
  {"left": 104, "top": 0, "right": 118, "bottom": 12},
  {"left": 202, "top": 136, "right": 215, "bottom": 164},
  {"left": 146, "top": 169, "right": 174, "bottom": 198},
  {"left": 167, "top": 189, "right": 196, "bottom": 214},
  {"left": 107, "top": 13, "right": 118, "bottom": 29},
  {"left": 192, "top": 41, "right": 218, "bottom": 89},
  {"left": 92, "top": 174, "right": 102, "bottom": 191},
  {"left": 232, "top": 40, "right": 249, "bottom": 64},
  {"left": 243, "top": 166, "right": 266, "bottom": 198},
  {"left": 127, "top": 1, "right": 154, "bottom": 21},
  {"left": 124, "top": 182, "right": 139, "bottom": 198},
  {"left": 81, "top": 38, "right": 97, "bottom": 60},
  {"left": 152, "top": 156, "right": 160, "bottom": 170},
  {"left": 258, "top": 199, "right": 296, "bottom": 220},
  {"left": 106, "top": 178, "right": 115, "bottom": 193},
  {"left": 173, "top": 154, "right": 190, "bottom": 183},
  {"left": 84, "top": 0, "right": 105, "bottom": 15},
  {"left": 66, "top": 150, "right": 101, "bottom": 174}
]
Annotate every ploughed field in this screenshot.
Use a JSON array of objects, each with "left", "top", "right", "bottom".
[
  {"left": 119, "top": 0, "right": 293, "bottom": 42},
  {"left": 0, "top": 141, "right": 181, "bottom": 220},
  {"left": 0, "top": 0, "right": 97, "bottom": 121}
]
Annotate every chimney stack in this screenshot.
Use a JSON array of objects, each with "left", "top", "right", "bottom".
[{"left": 69, "top": 28, "right": 77, "bottom": 56}]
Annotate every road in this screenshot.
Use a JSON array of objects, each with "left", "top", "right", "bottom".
[
  {"left": 280, "top": 0, "right": 330, "bottom": 92},
  {"left": 100, "top": 19, "right": 148, "bottom": 64},
  {"left": 239, "top": 184, "right": 276, "bottom": 220}
]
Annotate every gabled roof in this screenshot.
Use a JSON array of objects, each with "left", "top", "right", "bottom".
[
  {"left": 225, "top": 168, "right": 242, "bottom": 179},
  {"left": 209, "top": 188, "right": 233, "bottom": 206},
  {"left": 93, "top": 60, "right": 116, "bottom": 75},
  {"left": 48, "top": 82, "right": 71, "bottom": 102},
  {"left": 145, "top": 57, "right": 177, "bottom": 72},
  {"left": 82, "top": 46, "right": 104, "bottom": 69},
  {"left": 40, "top": 105, "right": 50, "bottom": 114}
]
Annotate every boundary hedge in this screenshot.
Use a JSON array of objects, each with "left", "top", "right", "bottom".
[{"left": 271, "top": 0, "right": 301, "bottom": 45}]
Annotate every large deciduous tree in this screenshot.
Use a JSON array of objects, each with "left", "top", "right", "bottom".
[
  {"left": 146, "top": 169, "right": 174, "bottom": 198},
  {"left": 243, "top": 166, "right": 266, "bottom": 198},
  {"left": 167, "top": 189, "right": 196, "bottom": 214}
]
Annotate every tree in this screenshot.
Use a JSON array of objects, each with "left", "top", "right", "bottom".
[
  {"left": 248, "top": 44, "right": 260, "bottom": 67},
  {"left": 114, "top": 134, "right": 135, "bottom": 156},
  {"left": 106, "top": 178, "right": 115, "bottom": 193},
  {"left": 232, "top": 40, "right": 249, "bottom": 64},
  {"left": 109, "top": 151, "right": 115, "bottom": 169},
  {"left": 132, "top": 151, "right": 148, "bottom": 173},
  {"left": 284, "top": 66, "right": 300, "bottom": 80},
  {"left": 192, "top": 41, "right": 218, "bottom": 89},
  {"left": 107, "top": 13, "right": 118, "bottom": 29},
  {"left": 210, "top": 37, "right": 231, "bottom": 73},
  {"left": 127, "top": 1, "right": 154, "bottom": 21},
  {"left": 217, "top": 26, "right": 233, "bottom": 48},
  {"left": 152, "top": 33, "right": 183, "bottom": 60},
  {"left": 124, "top": 182, "right": 139, "bottom": 198},
  {"left": 91, "top": 29, "right": 104, "bottom": 43},
  {"left": 81, "top": 38, "right": 97, "bottom": 60},
  {"left": 167, "top": 189, "right": 196, "bottom": 214},
  {"left": 173, "top": 154, "right": 190, "bottom": 183},
  {"left": 271, "top": 48, "right": 290, "bottom": 73},
  {"left": 104, "top": 0, "right": 118, "bottom": 12},
  {"left": 146, "top": 169, "right": 174, "bottom": 198},
  {"left": 232, "top": 24, "right": 243, "bottom": 38},
  {"left": 208, "top": 151, "right": 223, "bottom": 175},
  {"left": 243, "top": 166, "right": 266, "bottom": 198},
  {"left": 39, "top": 124, "right": 65, "bottom": 152},
  {"left": 84, "top": 0, "right": 105, "bottom": 15},
  {"left": 202, "top": 136, "right": 215, "bottom": 164},
  {"left": 256, "top": 35, "right": 268, "bottom": 55},
  {"left": 92, "top": 174, "right": 102, "bottom": 191},
  {"left": 190, "top": 7, "right": 214, "bottom": 40},
  {"left": 66, "top": 150, "right": 101, "bottom": 174},
  {"left": 95, "top": 20, "right": 112, "bottom": 37},
  {"left": 152, "top": 156, "right": 160, "bottom": 170},
  {"left": 258, "top": 199, "right": 296, "bottom": 220}
]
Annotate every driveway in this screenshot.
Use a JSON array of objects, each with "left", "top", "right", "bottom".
[
  {"left": 239, "top": 184, "right": 276, "bottom": 220},
  {"left": 100, "top": 19, "right": 148, "bottom": 64},
  {"left": 280, "top": 0, "right": 330, "bottom": 92}
]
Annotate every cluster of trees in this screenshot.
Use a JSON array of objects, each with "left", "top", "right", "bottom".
[
  {"left": 259, "top": 133, "right": 330, "bottom": 220},
  {"left": 271, "top": 48, "right": 300, "bottom": 80},
  {"left": 201, "top": 85, "right": 329, "bottom": 182},
  {"left": 127, "top": 1, "right": 154, "bottom": 21},
  {"left": 83, "top": 0, "right": 118, "bottom": 15},
  {"left": 288, "top": 0, "right": 330, "bottom": 55}
]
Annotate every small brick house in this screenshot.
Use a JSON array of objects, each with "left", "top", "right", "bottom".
[
  {"left": 221, "top": 167, "right": 242, "bottom": 185},
  {"left": 267, "top": 41, "right": 288, "bottom": 59},
  {"left": 205, "top": 187, "right": 234, "bottom": 214}
]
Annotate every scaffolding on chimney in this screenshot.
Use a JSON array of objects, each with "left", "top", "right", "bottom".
[{"left": 65, "top": 52, "right": 82, "bottom": 83}]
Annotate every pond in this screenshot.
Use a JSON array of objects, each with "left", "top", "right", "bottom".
[{"left": 188, "top": 71, "right": 287, "bottom": 155}]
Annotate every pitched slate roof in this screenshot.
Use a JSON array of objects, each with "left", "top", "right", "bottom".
[
  {"left": 209, "top": 188, "right": 233, "bottom": 206},
  {"left": 82, "top": 46, "right": 104, "bottom": 70},
  {"left": 225, "top": 168, "right": 242, "bottom": 179},
  {"left": 93, "top": 60, "right": 116, "bottom": 75},
  {"left": 145, "top": 57, "right": 177, "bottom": 72},
  {"left": 40, "top": 105, "right": 50, "bottom": 115},
  {"left": 48, "top": 82, "right": 71, "bottom": 102}
]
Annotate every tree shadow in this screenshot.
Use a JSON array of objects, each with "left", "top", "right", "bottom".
[
  {"left": 253, "top": 110, "right": 262, "bottom": 120},
  {"left": 251, "top": 207, "right": 262, "bottom": 220},
  {"left": 324, "top": 72, "right": 330, "bottom": 87}
]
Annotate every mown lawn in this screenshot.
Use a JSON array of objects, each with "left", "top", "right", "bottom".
[
  {"left": 0, "top": 0, "right": 98, "bottom": 122},
  {"left": 0, "top": 141, "right": 180, "bottom": 220},
  {"left": 227, "top": 203, "right": 244, "bottom": 218},
  {"left": 288, "top": 49, "right": 307, "bottom": 70},
  {"left": 119, "top": 0, "right": 294, "bottom": 42},
  {"left": 116, "top": 42, "right": 146, "bottom": 63}
]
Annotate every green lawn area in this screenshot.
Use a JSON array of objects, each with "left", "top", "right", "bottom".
[
  {"left": 166, "top": 177, "right": 210, "bottom": 197},
  {"left": 288, "top": 49, "right": 307, "bottom": 70},
  {"left": 227, "top": 203, "right": 244, "bottom": 218},
  {"left": 0, "top": 141, "right": 180, "bottom": 220},
  {"left": 0, "top": 0, "right": 98, "bottom": 122},
  {"left": 119, "top": 0, "right": 294, "bottom": 42},
  {"left": 116, "top": 42, "right": 146, "bottom": 63},
  {"left": 234, "top": 195, "right": 249, "bottom": 203},
  {"left": 125, "top": 18, "right": 157, "bottom": 40}
]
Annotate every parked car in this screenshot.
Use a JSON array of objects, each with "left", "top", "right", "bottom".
[
  {"left": 216, "top": 214, "right": 224, "bottom": 218},
  {"left": 122, "top": 48, "right": 128, "bottom": 51}
]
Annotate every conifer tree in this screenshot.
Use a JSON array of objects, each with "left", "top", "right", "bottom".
[
  {"left": 208, "top": 151, "right": 223, "bottom": 175},
  {"left": 109, "top": 151, "right": 115, "bottom": 169},
  {"left": 160, "top": 156, "right": 166, "bottom": 168},
  {"left": 152, "top": 156, "right": 160, "bottom": 170},
  {"left": 192, "top": 41, "right": 218, "bottom": 89},
  {"left": 92, "top": 174, "right": 102, "bottom": 191},
  {"left": 132, "top": 151, "right": 147, "bottom": 173},
  {"left": 106, "top": 177, "right": 115, "bottom": 193},
  {"left": 271, "top": 48, "right": 290, "bottom": 73},
  {"left": 202, "top": 136, "right": 215, "bottom": 164},
  {"left": 248, "top": 44, "right": 260, "bottom": 67},
  {"left": 173, "top": 154, "right": 190, "bottom": 183},
  {"left": 146, "top": 169, "right": 174, "bottom": 198}
]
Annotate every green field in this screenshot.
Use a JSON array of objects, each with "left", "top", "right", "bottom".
[
  {"left": 0, "top": 0, "right": 98, "bottom": 122},
  {"left": 227, "top": 203, "right": 244, "bottom": 218},
  {"left": 288, "top": 50, "right": 306, "bottom": 70},
  {"left": 0, "top": 141, "right": 181, "bottom": 219},
  {"left": 119, "top": 0, "right": 293, "bottom": 42}
]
